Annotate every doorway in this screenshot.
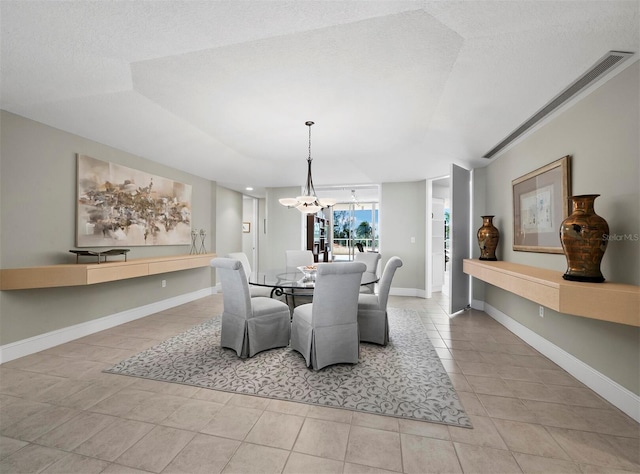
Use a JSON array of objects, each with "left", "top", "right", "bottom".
[
  {"left": 427, "top": 164, "right": 471, "bottom": 313},
  {"left": 430, "top": 177, "right": 450, "bottom": 296},
  {"left": 332, "top": 201, "right": 379, "bottom": 261},
  {"left": 242, "top": 196, "right": 259, "bottom": 272},
  {"left": 315, "top": 186, "right": 380, "bottom": 262}
]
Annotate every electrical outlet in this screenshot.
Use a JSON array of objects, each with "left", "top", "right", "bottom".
[
  {"left": 539, "top": 305, "right": 544, "bottom": 318},
  {"left": 162, "top": 280, "right": 167, "bottom": 288}
]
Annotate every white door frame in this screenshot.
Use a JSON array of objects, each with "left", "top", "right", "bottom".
[
  {"left": 251, "top": 197, "right": 259, "bottom": 272},
  {"left": 426, "top": 175, "right": 449, "bottom": 298}
]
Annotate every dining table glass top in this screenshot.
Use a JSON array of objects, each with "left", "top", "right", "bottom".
[{"left": 249, "top": 268, "right": 378, "bottom": 290}]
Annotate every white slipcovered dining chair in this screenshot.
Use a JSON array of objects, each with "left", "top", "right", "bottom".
[
  {"left": 226, "top": 252, "right": 272, "bottom": 298},
  {"left": 210, "top": 257, "right": 291, "bottom": 358},
  {"left": 285, "top": 250, "right": 315, "bottom": 307},
  {"left": 290, "top": 261, "right": 366, "bottom": 370},
  {"left": 285, "top": 250, "right": 314, "bottom": 269},
  {"left": 354, "top": 252, "right": 381, "bottom": 294},
  {"left": 357, "top": 256, "right": 403, "bottom": 346}
]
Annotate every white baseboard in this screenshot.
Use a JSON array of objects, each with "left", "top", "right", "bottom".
[
  {"left": 484, "top": 302, "right": 640, "bottom": 423},
  {"left": 471, "top": 299, "right": 485, "bottom": 311},
  {"left": 0, "top": 287, "right": 215, "bottom": 364},
  {"left": 390, "top": 287, "right": 427, "bottom": 298}
]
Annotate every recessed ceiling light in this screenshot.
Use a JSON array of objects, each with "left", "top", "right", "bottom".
[{"left": 245, "top": 187, "right": 253, "bottom": 191}]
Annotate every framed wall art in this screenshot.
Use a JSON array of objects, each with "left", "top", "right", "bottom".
[
  {"left": 512, "top": 155, "right": 571, "bottom": 253},
  {"left": 76, "top": 155, "right": 192, "bottom": 247}
]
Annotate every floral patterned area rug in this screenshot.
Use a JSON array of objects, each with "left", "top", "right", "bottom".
[{"left": 104, "top": 308, "right": 472, "bottom": 428}]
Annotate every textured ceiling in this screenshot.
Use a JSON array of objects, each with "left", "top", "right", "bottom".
[{"left": 1, "top": 1, "right": 638, "bottom": 198}]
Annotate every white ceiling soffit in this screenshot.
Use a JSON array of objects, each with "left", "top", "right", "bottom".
[
  {"left": 0, "top": 1, "right": 638, "bottom": 197},
  {"left": 316, "top": 185, "right": 381, "bottom": 204},
  {"left": 483, "top": 51, "right": 635, "bottom": 159}
]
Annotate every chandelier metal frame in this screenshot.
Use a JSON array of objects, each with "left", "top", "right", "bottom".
[{"left": 279, "top": 121, "right": 336, "bottom": 214}]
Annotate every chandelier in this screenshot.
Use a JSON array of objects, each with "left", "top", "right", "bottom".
[{"left": 279, "top": 121, "right": 336, "bottom": 214}]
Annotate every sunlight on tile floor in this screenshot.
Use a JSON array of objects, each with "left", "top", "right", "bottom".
[{"left": 1, "top": 294, "right": 638, "bottom": 473}]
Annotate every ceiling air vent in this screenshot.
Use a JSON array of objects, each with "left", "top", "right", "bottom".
[{"left": 483, "top": 50, "right": 635, "bottom": 159}]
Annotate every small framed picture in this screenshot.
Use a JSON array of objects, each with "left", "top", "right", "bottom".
[
  {"left": 512, "top": 155, "right": 571, "bottom": 253},
  {"left": 242, "top": 222, "right": 251, "bottom": 233}
]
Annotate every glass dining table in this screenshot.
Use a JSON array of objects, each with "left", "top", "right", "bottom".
[{"left": 248, "top": 267, "right": 379, "bottom": 308}]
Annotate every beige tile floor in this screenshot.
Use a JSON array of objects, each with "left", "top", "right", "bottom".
[{"left": 1, "top": 294, "right": 638, "bottom": 473}]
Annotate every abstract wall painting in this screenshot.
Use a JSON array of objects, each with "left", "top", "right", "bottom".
[{"left": 77, "top": 155, "right": 192, "bottom": 247}]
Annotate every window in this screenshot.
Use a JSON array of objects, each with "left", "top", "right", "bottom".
[{"left": 332, "top": 202, "right": 379, "bottom": 260}]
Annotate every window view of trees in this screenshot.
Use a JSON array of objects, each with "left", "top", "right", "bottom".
[
  {"left": 356, "top": 221, "right": 372, "bottom": 241},
  {"left": 332, "top": 206, "right": 378, "bottom": 258},
  {"left": 333, "top": 210, "right": 351, "bottom": 241}
]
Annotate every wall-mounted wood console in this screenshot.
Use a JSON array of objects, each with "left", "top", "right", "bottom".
[
  {"left": 463, "top": 259, "right": 640, "bottom": 327},
  {"left": 0, "top": 253, "right": 216, "bottom": 290}
]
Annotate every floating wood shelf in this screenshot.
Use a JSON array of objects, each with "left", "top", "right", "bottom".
[
  {"left": 463, "top": 259, "right": 640, "bottom": 327},
  {"left": 0, "top": 253, "right": 216, "bottom": 290}
]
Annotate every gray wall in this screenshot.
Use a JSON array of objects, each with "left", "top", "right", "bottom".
[
  {"left": 380, "top": 181, "right": 426, "bottom": 292},
  {"left": 241, "top": 197, "right": 254, "bottom": 259},
  {"left": 0, "top": 111, "right": 215, "bottom": 345},
  {"left": 257, "top": 198, "right": 267, "bottom": 273},
  {"left": 208, "top": 185, "right": 244, "bottom": 287},
  {"left": 432, "top": 180, "right": 449, "bottom": 200},
  {"left": 262, "top": 186, "right": 305, "bottom": 270},
  {"left": 474, "top": 62, "right": 639, "bottom": 394},
  {"left": 214, "top": 186, "right": 243, "bottom": 261}
]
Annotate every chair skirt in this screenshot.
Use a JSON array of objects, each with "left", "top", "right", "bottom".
[
  {"left": 221, "top": 308, "right": 290, "bottom": 358},
  {"left": 291, "top": 307, "right": 359, "bottom": 370},
  {"left": 357, "top": 308, "right": 389, "bottom": 345}
]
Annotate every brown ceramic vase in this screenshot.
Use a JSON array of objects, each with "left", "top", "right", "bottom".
[
  {"left": 477, "top": 215, "right": 499, "bottom": 261},
  {"left": 559, "top": 194, "right": 609, "bottom": 283}
]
